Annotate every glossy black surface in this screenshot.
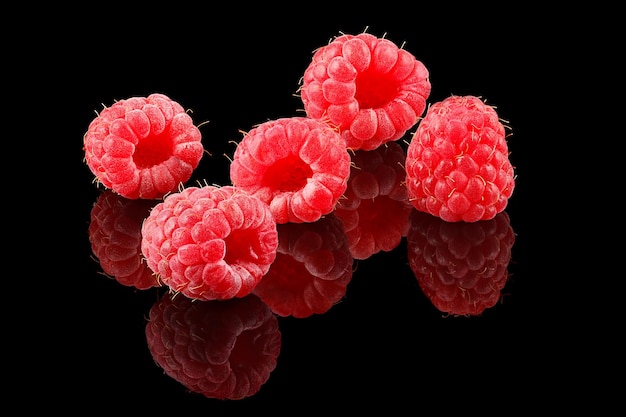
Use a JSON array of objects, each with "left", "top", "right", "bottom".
[{"left": 31, "top": 6, "right": 590, "bottom": 413}]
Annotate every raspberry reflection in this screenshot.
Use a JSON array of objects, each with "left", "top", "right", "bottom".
[
  {"left": 334, "top": 142, "right": 413, "bottom": 260},
  {"left": 406, "top": 210, "right": 515, "bottom": 316},
  {"left": 88, "top": 190, "right": 160, "bottom": 290},
  {"left": 145, "top": 292, "right": 281, "bottom": 400},
  {"left": 253, "top": 214, "right": 354, "bottom": 318}
]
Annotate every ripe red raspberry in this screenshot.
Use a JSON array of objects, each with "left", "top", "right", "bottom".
[
  {"left": 145, "top": 292, "right": 281, "bottom": 400},
  {"left": 83, "top": 93, "right": 204, "bottom": 199},
  {"left": 140, "top": 185, "right": 279, "bottom": 301},
  {"left": 405, "top": 95, "right": 515, "bottom": 222},
  {"left": 229, "top": 117, "right": 351, "bottom": 224},
  {"left": 88, "top": 190, "right": 160, "bottom": 290},
  {"left": 253, "top": 214, "right": 353, "bottom": 318},
  {"left": 299, "top": 32, "right": 431, "bottom": 151},
  {"left": 333, "top": 142, "right": 413, "bottom": 259},
  {"left": 406, "top": 210, "right": 515, "bottom": 316}
]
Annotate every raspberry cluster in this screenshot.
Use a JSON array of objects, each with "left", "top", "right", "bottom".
[
  {"left": 85, "top": 30, "right": 518, "bottom": 401},
  {"left": 85, "top": 30, "right": 516, "bottom": 318}
]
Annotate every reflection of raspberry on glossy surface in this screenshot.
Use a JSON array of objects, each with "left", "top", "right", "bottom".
[
  {"left": 333, "top": 142, "right": 413, "bottom": 260},
  {"left": 299, "top": 32, "right": 431, "bottom": 151},
  {"left": 145, "top": 292, "right": 281, "bottom": 400},
  {"left": 406, "top": 210, "right": 515, "bottom": 316},
  {"left": 88, "top": 190, "right": 160, "bottom": 290},
  {"left": 140, "top": 185, "right": 278, "bottom": 301},
  {"left": 83, "top": 93, "right": 204, "bottom": 199},
  {"left": 405, "top": 95, "right": 515, "bottom": 222},
  {"left": 253, "top": 214, "right": 354, "bottom": 318},
  {"left": 229, "top": 117, "right": 351, "bottom": 224}
]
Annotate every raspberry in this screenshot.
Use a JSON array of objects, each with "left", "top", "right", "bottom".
[
  {"left": 253, "top": 214, "right": 353, "bottom": 318},
  {"left": 229, "top": 117, "right": 351, "bottom": 224},
  {"left": 88, "top": 190, "right": 160, "bottom": 290},
  {"left": 140, "top": 185, "right": 279, "bottom": 301},
  {"left": 406, "top": 210, "right": 515, "bottom": 316},
  {"left": 299, "top": 32, "right": 431, "bottom": 151},
  {"left": 333, "top": 142, "right": 413, "bottom": 259},
  {"left": 145, "top": 292, "right": 281, "bottom": 400},
  {"left": 83, "top": 93, "right": 204, "bottom": 199},
  {"left": 405, "top": 95, "right": 515, "bottom": 222}
]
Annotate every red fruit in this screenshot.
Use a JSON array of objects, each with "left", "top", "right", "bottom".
[
  {"left": 88, "top": 190, "right": 160, "bottom": 290},
  {"left": 405, "top": 95, "right": 515, "bottom": 222},
  {"left": 145, "top": 292, "right": 281, "bottom": 400},
  {"left": 140, "top": 185, "right": 278, "bottom": 301},
  {"left": 253, "top": 214, "right": 354, "bottom": 318},
  {"left": 333, "top": 142, "right": 413, "bottom": 259},
  {"left": 83, "top": 93, "right": 204, "bottom": 199},
  {"left": 406, "top": 210, "right": 515, "bottom": 316},
  {"left": 229, "top": 117, "right": 351, "bottom": 224},
  {"left": 299, "top": 32, "right": 431, "bottom": 151}
]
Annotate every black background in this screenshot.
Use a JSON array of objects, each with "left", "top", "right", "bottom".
[{"left": 17, "top": 3, "right": 611, "bottom": 413}]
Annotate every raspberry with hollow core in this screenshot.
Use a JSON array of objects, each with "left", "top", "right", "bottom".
[
  {"left": 229, "top": 117, "right": 351, "bottom": 224},
  {"left": 299, "top": 32, "right": 431, "bottom": 151},
  {"left": 83, "top": 93, "right": 204, "bottom": 199},
  {"left": 140, "top": 185, "right": 278, "bottom": 301}
]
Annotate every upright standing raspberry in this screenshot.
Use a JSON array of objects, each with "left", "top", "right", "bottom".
[
  {"left": 83, "top": 93, "right": 204, "bottom": 199},
  {"left": 405, "top": 95, "right": 515, "bottom": 222},
  {"left": 299, "top": 32, "right": 431, "bottom": 151},
  {"left": 145, "top": 292, "right": 281, "bottom": 400},
  {"left": 141, "top": 185, "right": 278, "bottom": 301},
  {"left": 229, "top": 117, "right": 351, "bottom": 224}
]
